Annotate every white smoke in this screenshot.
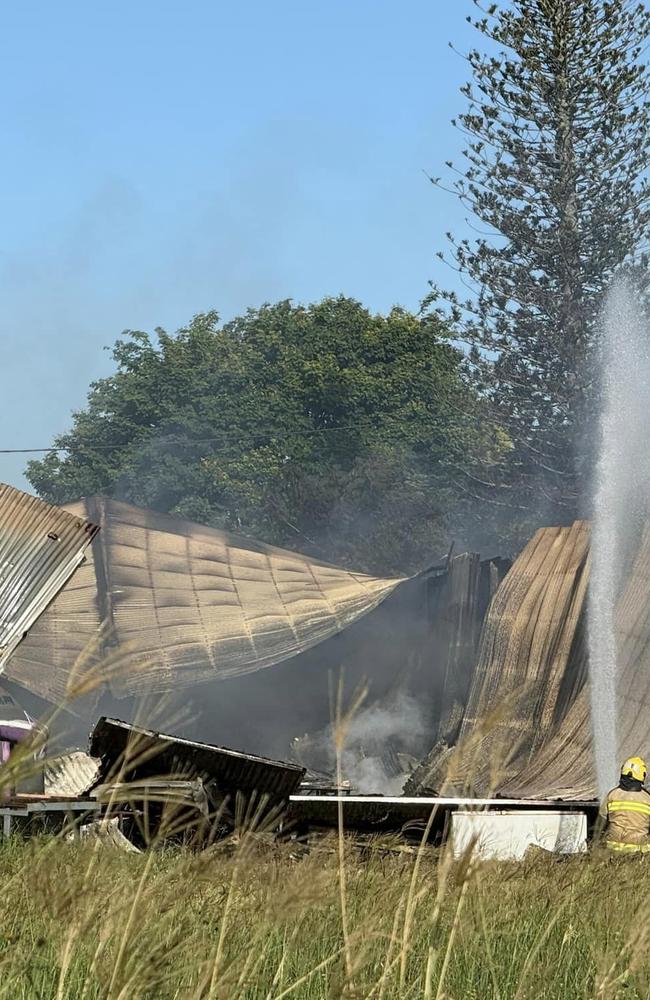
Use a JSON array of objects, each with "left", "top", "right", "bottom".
[
  {"left": 299, "top": 692, "right": 426, "bottom": 794},
  {"left": 341, "top": 756, "right": 405, "bottom": 797}
]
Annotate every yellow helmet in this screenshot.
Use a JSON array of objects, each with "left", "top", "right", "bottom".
[{"left": 621, "top": 756, "right": 647, "bottom": 782}]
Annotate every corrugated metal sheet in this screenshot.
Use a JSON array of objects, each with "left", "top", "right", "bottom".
[
  {"left": 89, "top": 717, "right": 305, "bottom": 803},
  {"left": 0, "top": 485, "right": 99, "bottom": 672},
  {"left": 44, "top": 751, "right": 101, "bottom": 797},
  {"left": 502, "top": 520, "right": 650, "bottom": 801},
  {"left": 6, "top": 496, "right": 402, "bottom": 699},
  {"left": 422, "top": 552, "right": 510, "bottom": 749},
  {"left": 410, "top": 522, "right": 591, "bottom": 799}
]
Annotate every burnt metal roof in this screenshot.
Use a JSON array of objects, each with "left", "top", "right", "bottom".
[
  {"left": 89, "top": 717, "right": 305, "bottom": 803},
  {"left": 0, "top": 485, "right": 99, "bottom": 671},
  {"left": 6, "top": 496, "right": 403, "bottom": 700}
]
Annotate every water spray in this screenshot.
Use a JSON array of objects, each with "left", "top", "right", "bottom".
[{"left": 589, "top": 277, "right": 650, "bottom": 798}]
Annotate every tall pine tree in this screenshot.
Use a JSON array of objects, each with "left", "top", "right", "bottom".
[{"left": 430, "top": 0, "right": 650, "bottom": 542}]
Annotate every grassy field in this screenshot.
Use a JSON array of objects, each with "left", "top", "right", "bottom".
[{"left": 0, "top": 832, "right": 649, "bottom": 1000}]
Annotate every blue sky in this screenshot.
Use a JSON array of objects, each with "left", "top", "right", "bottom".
[{"left": 1, "top": 1, "right": 483, "bottom": 489}]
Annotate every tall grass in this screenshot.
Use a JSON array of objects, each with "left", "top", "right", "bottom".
[
  {"left": 0, "top": 834, "right": 648, "bottom": 1000},
  {"left": 0, "top": 660, "right": 635, "bottom": 998}
]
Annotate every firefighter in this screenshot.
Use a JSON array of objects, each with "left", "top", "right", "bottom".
[{"left": 600, "top": 757, "right": 650, "bottom": 853}]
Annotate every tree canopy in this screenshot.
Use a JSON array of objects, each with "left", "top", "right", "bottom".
[
  {"left": 27, "top": 297, "right": 505, "bottom": 575},
  {"left": 429, "top": 0, "right": 650, "bottom": 540}
]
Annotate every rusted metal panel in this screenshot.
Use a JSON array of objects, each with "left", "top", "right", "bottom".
[
  {"left": 0, "top": 485, "right": 99, "bottom": 671},
  {"left": 89, "top": 717, "right": 305, "bottom": 804}
]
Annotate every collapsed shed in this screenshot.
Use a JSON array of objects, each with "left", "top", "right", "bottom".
[
  {"left": 3, "top": 482, "right": 625, "bottom": 808},
  {"left": 2, "top": 492, "right": 508, "bottom": 763},
  {"left": 0, "top": 481, "right": 614, "bottom": 850}
]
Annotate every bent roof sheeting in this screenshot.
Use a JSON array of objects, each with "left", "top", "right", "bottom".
[
  {"left": 411, "top": 521, "right": 593, "bottom": 800},
  {"left": 89, "top": 716, "right": 305, "bottom": 801},
  {"left": 6, "top": 497, "right": 403, "bottom": 700},
  {"left": 495, "top": 522, "right": 650, "bottom": 801},
  {"left": 420, "top": 519, "right": 650, "bottom": 801},
  {"left": 0, "top": 484, "right": 98, "bottom": 674},
  {"left": 463, "top": 520, "right": 590, "bottom": 783}
]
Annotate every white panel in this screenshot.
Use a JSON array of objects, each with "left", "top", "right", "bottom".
[{"left": 450, "top": 809, "right": 587, "bottom": 861}]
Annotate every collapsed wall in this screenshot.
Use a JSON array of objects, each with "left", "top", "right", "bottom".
[
  {"left": 410, "top": 518, "right": 650, "bottom": 803},
  {"left": 426, "top": 551, "right": 510, "bottom": 749},
  {"left": 408, "top": 522, "right": 591, "bottom": 798}
]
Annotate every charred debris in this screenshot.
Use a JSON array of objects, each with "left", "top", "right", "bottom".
[{"left": 0, "top": 482, "right": 605, "bottom": 848}]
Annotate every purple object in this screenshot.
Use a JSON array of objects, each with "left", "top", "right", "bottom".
[{"left": 0, "top": 725, "right": 32, "bottom": 744}]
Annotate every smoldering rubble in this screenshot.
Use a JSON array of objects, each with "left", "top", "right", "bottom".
[{"left": 291, "top": 692, "right": 427, "bottom": 795}]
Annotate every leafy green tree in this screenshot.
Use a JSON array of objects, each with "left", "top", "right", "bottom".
[
  {"left": 27, "top": 298, "right": 504, "bottom": 574},
  {"left": 429, "top": 0, "right": 650, "bottom": 538}
]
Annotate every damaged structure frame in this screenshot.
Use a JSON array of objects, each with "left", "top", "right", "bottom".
[{"left": 0, "top": 484, "right": 608, "bottom": 856}]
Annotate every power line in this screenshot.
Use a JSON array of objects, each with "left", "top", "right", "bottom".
[
  {"left": 0, "top": 406, "right": 492, "bottom": 456},
  {"left": 0, "top": 446, "right": 108, "bottom": 454},
  {"left": 0, "top": 424, "right": 380, "bottom": 454},
  {"left": 0, "top": 394, "right": 571, "bottom": 478}
]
